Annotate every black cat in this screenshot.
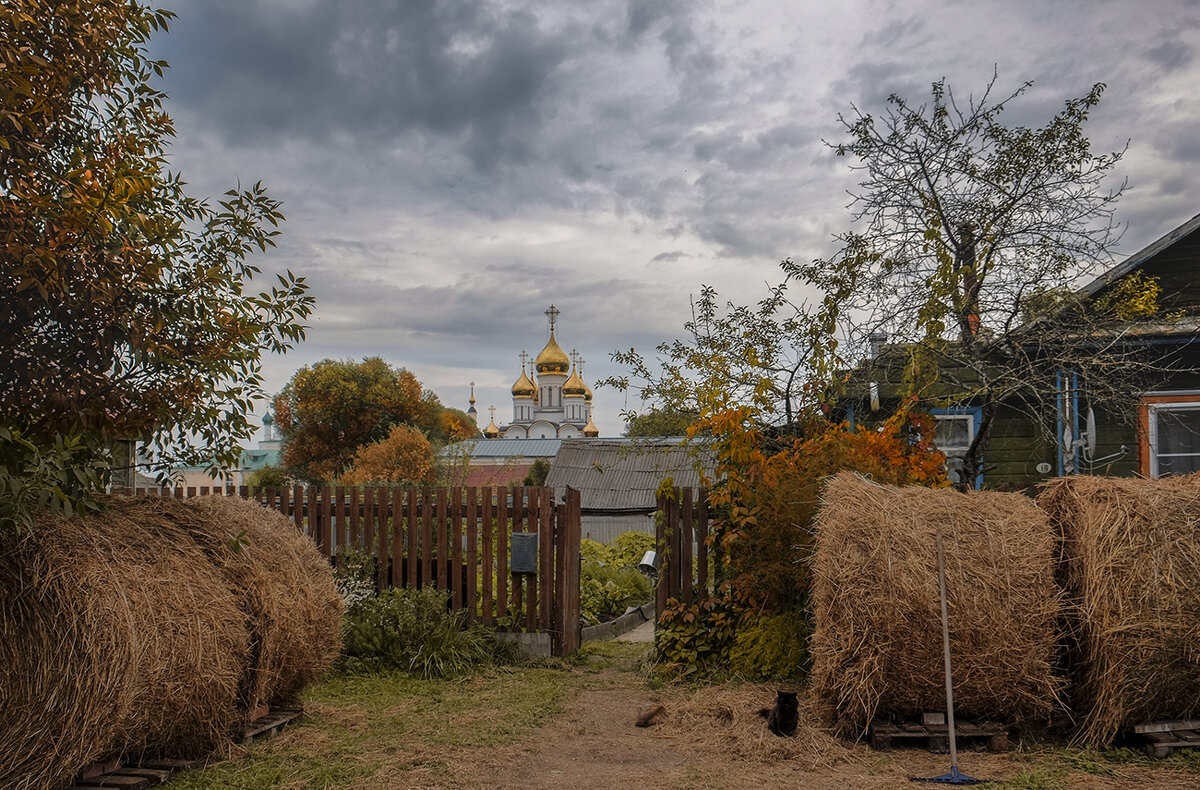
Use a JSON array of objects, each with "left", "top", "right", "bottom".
[{"left": 757, "top": 690, "right": 799, "bottom": 737}]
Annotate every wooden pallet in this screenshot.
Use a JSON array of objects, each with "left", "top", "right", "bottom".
[
  {"left": 1134, "top": 720, "right": 1200, "bottom": 758},
  {"left": 241, "top": 707, "right": 303, "bottom": 742},
  {"left": 869, "top": 718, "right": 1009, "bottom": 753},
  {"left": 67, "top": 766, "right": 172, "bottom": 789},
  {"left": 65, "top": 707, "right": 303, "bottom": 788}
]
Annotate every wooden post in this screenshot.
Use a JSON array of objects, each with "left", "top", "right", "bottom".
[
  {"left": 655, "top": 493, "right": 668, "bottom": 623},
  {"left": 680, "top": 487, "right": 694, "bottom": 606},
  {"left": 696, "top": 489, "right": 709, "bottom": 600},
  {"left": 564, "top": 487, "right": 582, "bottom": 654},
  {"left": 524, "top": 488, "right": 537, "bottom": 633},
  {"left": 372, "top": 487, "right": 387, "bottom": 592}
]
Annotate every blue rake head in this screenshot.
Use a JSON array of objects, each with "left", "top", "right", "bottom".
[{"left": 911, "top": 767, "right": 988, "bottom": 784}]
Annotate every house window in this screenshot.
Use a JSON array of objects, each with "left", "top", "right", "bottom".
[
  {"left": 931, "top": 408, "right": 981, "bottom": 488},
  {"left": 1145, "top": 400, "right": 1200, "bottom": 477}
]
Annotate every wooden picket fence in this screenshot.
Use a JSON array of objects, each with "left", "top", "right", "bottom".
[
  {"left": 654, "top": 486, "right": 711, "bottom": 617},
  {"left": 135, "top": 484, "right": 583, "bottom": 656}
]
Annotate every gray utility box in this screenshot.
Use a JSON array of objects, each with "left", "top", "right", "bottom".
[{"left": 510, "top": 532, "right": 538, "bottom": 574}]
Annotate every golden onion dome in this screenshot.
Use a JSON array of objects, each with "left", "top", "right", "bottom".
[
  {"left": 535, "top": 331, "right": 571, "bottom": 375},
  {"left": 562, "top": 367, "right": 587, "bottom": 397},
  {"left": 583, "top": 380, "right": 593, "bottom": 402},
  {"left": 511, "top": 367, "right": 536, "bottom": 399},
  {"left": 484, "top": 415, "right": 500, "bottom": 438},
  {"left": 582, "top": 413, "right": 599, "bottom": 437}
]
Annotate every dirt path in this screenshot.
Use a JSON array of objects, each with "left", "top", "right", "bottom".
[{"left": 467, "top": 645, "right": 1200, "bottom": 790}]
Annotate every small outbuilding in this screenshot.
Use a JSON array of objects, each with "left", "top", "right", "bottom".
[{"left": 544, "top": 438, "right": 715, "bottom": 542}]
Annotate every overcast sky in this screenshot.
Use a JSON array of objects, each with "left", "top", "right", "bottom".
[{"left": 148, "top": 0, "right": 1200, "bottom": 439}]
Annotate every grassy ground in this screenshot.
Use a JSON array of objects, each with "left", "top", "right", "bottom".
[{"left": 167, "top": 642, "right": 1200, "bottom": 790}]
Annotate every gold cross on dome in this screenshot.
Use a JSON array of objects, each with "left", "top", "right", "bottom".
[
  {"left": 519, "top": 350, "right": 529, "bottom": 370},
  {"left": 545, "top": 304, "right": 560, "bottom": 331},
  {"left": 489, "top": 405, "right": 496, "bottom": 420}
]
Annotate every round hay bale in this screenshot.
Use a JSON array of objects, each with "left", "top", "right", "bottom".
[
  {"left": 177, "top": 495, "right": 342, "bottom": 711},
  {"left": 0, "top": 498, "right": 250, "bottom": 790},
  {"left": 1040, "top": 474, "right": 1200, "bottom": 746},
  {"left": 809, "top": 473, "right": 1063, "bottom": 736}
]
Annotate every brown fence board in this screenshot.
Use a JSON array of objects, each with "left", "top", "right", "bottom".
[
  {"left": 421, "top": 488, "right": 433, "bottom": 589},
  {"left": 496, "top": 491, "right": 508, "bottom": 620},
  {"left": 391, "top": 488, "right": 404, "bottom": 588},
  {"left": 319, "top": 486, "right": 332, "bottom": 557},
  {"left": 539, "top": 487, "right": 553, "bottom": 630},
  {"left": 406, "top": 487, "right": 418, "bottom": 589},
  {"left": 466, "top": 487, "right": 478, "bottom": 622},
  {"left": 482, "top": 487, "right": 495, "bottom": 625},
  {"left": 451, "top": 487, "right": 464, "bottom": 610},
  {"left": 349, "top": 487, "right": 361, "bottom": 552},
  {"left": 435, "top": 488, "right": 447, "bottom": 592}
]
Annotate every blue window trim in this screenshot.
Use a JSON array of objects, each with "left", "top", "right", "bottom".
[
  {"left": 930, "top": 406, "right": 983, "bottom": 489},
  {"left": 1055, "top": 370, "right": 1081, "bottom": 476}
]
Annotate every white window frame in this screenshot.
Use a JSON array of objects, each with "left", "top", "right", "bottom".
[
  {"left": 1147, "top": 401, "right": 1200, "bottom": 478},
  {"left": 930, "top": 408, "right": 981, "bottom": 489},
  {"left": 933, "top": 413, "right": 975, "bottom": 455}
]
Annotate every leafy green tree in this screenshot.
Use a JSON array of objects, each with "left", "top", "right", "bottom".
[
  {"left": 339, "top": 424, "right": 437, "bottom": 486},
  {"left": 274, "top": 358, "right": 424, "bottom": 483},
  {"left": 0, "top": 1, "right": 313, "bottom": 529},
  {"left": 522, "top": 458, "right": 551, "bottom": 487},
  {"left": 624, "top": 407, "right": 701, "bottom": 437},
  {"left": 244, "top": 465, "right": 290, "bottom": 489}
]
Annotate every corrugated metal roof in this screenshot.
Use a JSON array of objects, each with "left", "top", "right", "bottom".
[
  {"left": 544, "top": 439, "right": 716, "bottom": 512},
  {"left": 440, "top": 438, "right": 563, "bottom": 459}
]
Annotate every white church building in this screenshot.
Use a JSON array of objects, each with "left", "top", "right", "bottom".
[{"left": 483, "top": 304, "right": 599, "bottom": 440}]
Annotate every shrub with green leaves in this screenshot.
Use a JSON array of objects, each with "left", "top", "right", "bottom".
[
  {"left": 579, "top": 531, "right": 655, "bottom": 626},
  {"left": 580, "top": 559, "right": 652, "bottom": 626},
  {"left": 341, "top": 587, "right": 504, "bottom": 677},
  {"left": 729, "top": 610, "right": 808, "bottom": 681},
  {"left": 581, "top": 531, "right": 655, "bottom": 568}
]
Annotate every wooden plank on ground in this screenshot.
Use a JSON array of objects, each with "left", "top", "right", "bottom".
[{"left": 1135, "top": 719, "right": 1200, "bottom": 734}]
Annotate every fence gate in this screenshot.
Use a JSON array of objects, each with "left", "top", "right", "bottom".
[{"left": 136, "top": 484, "right": 583, "bottom": 656}]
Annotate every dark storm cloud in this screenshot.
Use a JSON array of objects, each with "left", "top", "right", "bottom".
[
  {"left": 1145, "top": 39, "right": 1194, "bottom": 71},
  {"left": 159, "top": 0, "right": 570, "bottom": 170}
]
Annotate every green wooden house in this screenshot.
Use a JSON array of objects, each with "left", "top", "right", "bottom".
[{"left": 839, "top": 212, "right": 1200, "bottom": 489}]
